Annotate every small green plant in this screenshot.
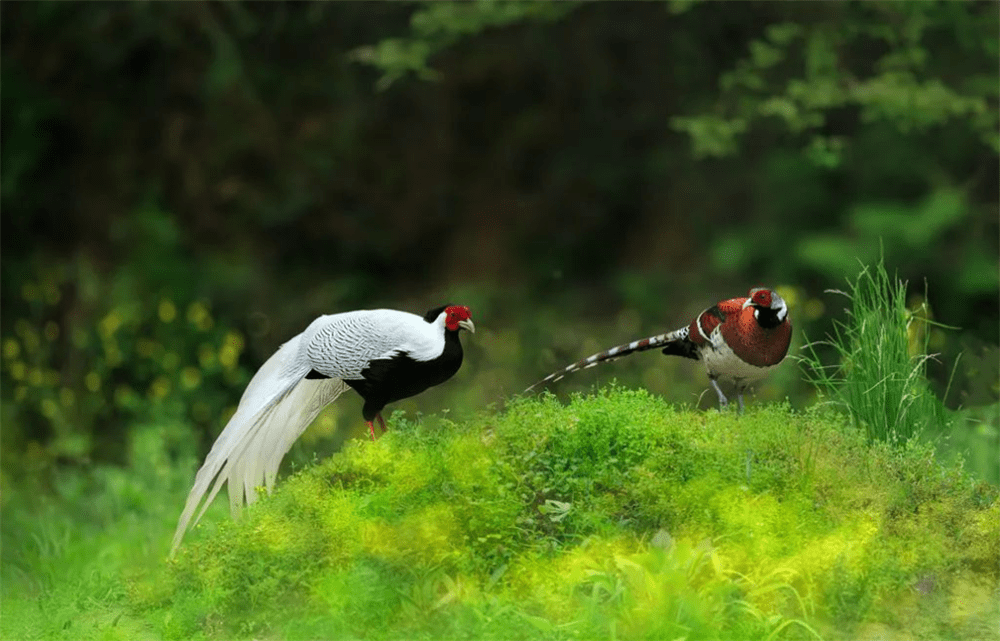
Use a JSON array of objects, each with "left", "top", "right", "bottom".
[{"left": 800, "top": 257, "right": 956, "bottom": 443}]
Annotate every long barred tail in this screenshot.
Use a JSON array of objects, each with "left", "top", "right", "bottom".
[{"left": 525, "top": 327, "right": 690, "bottom": 394}]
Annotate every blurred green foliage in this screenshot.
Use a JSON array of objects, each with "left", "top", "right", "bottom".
[
  {"left": 352, "top": 1, "right": 581, "bottom": 89},
  {"left": 671, "top": 3, "right": 999, "bottom": 158},
  {"left": 1, "top": 209, "right": 250, "bottom": 477},
  {"left": 1, "top": 3, "right": 998, "bottom": 636},
  {"left": 0, "top": 0, "right": 994, "bottom": 479}
]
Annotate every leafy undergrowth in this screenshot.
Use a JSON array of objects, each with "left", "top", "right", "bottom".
[
  {"left": 148, "top": 389, "right": 997, "bottom": 640},
  {"left": 3, "top": 388, "right": 997, "bottom": 640}
]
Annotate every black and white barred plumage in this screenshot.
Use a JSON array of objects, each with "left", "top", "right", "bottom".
[{"left": 525, "top": 327, "right": 692, "bottom": 393}]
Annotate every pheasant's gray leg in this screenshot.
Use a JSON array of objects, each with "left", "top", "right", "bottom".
[
  {"left": 736, "top": 386, "right": 746, "bottom": 414},
  {"left": 710, "top": 378, "right": 729, "bottom": 408}
]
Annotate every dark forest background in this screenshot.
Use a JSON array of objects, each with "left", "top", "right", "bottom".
[{"left": 2, "top": 1, "right": 997, "bottom": 486}]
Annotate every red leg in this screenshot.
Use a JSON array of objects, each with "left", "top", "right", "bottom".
[
  {"left": 376, "top": 413, "right": 387, "bottom": 433},
  {"left": 366, "top": 420, "right": 377, "bottom": 441}
]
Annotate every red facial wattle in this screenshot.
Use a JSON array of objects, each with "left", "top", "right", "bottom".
[{"left": 444, "top": 305, "right": 473, "bottom": 331}]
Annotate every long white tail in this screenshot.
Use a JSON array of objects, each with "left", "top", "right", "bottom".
[{"left": 171, "top": 334, "right": 348, "bottom": 554}]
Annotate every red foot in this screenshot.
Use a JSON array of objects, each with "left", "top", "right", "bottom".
[{"left": 366, "top": 414, "right": 388, "bottom": 441}]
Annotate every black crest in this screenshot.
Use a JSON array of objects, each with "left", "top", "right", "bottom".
[{"left": 423, "top": 304, "right": 453, "bottom": 323}]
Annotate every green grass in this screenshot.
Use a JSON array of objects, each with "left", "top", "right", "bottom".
[
  {"left": 3, "top": 389, "right": 997, "bottom": 640},
  {"left": 800, "top": 256, "right": 958, "bottom": 443}
]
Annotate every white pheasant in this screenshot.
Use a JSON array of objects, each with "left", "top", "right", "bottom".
[{"left": 171, "top": 304, "right": 475, "bottom": 554}]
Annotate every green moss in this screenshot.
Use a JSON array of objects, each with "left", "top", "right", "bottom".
[
  {"left": 4, "top": 388, "right": 992, "bottom": 640},
  {"left": 154, "top": 388, "right": 998, "bottom": 640}
]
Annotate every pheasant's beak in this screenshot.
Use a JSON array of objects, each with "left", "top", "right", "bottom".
[{"left": 458, "top": 319, "right": 476, "bottom": 333}]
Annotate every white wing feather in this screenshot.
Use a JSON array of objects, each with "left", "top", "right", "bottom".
[{"left": 171, "top": 309, "right": 446, "bottom": 555}]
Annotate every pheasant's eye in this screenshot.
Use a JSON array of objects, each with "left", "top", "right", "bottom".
[{"left": 752, "top": 290, "right": 772, "bottom": 307}]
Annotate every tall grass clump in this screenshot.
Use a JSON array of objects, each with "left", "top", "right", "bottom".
[{"left": 801, "top": 257, "right": 954, "bottom": 443}]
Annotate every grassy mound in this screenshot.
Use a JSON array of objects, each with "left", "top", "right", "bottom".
[{"left": 144, "top": 389, "right": 998, "bottom": 640}]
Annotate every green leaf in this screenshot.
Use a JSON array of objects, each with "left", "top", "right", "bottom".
[{"left": 670, "top": 115, "right": 748, "bottom": 158}]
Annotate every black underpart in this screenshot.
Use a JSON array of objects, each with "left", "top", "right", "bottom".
[
  {"left": 345, "top": 328, "right": 465, "bottom": 422},
  {"left": 305, "top": 369, "right": 331, "bottom": 379}
]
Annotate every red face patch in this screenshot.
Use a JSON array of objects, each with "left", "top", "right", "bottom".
[
  {"left": 444, "top": 305, "right": 472, "bottom": 331},
  {"left": 749, "top": 288, "right": 773, "bottom": 307}
]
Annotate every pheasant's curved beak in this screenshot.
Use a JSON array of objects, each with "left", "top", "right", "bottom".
[{"left": 458, "top": 319, "right": 476, "bottom": 333}]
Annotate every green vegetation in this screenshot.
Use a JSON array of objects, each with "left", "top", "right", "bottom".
[
  {"left": 360, "top": 2, "right": 999, "bottom": 158},
  {"left": 800, "top": 257, "right": 956, "bottom": 443},
  {"left": 352, "top": 1, "right": 581, "bottom": 89},
  {"left": 3, "top": 390, "right": 997, "bottom": 640},
  {"left": 4, "top": 0, "right": 996, "bottom": 478},
  {"left": 1, "top": 246, "right": 249, "bottom": 477},
  {"left": 2, "top": 2, "right": 997, "bottom": 639}
]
